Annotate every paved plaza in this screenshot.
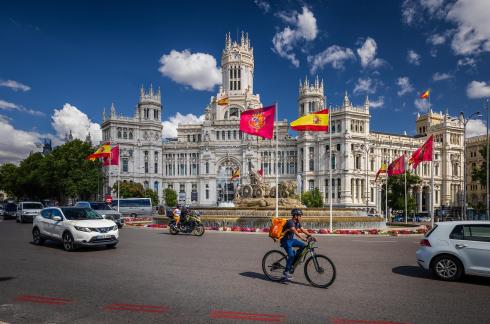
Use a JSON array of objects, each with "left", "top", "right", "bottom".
[{"left": 1, "top": 220, "right": 489, "bottom": 323}]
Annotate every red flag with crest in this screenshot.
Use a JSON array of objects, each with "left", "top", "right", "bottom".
[
  {"left": 409, "top": 135, "right": 433, "bottom": 169},
  {"left": 239, "top": 105, "right": 275, "bottom": 139},
  {"left": 387, "top": 155, "right": 406, "bottom": 176}
]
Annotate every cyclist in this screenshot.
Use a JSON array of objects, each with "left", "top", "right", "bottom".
[{"left": 280, "top": 208, "right": 312, "bottom": 280}]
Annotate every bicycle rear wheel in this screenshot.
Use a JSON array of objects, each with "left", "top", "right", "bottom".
[
  {"left": 304, "top": 254, "right": 336, "bottom": 288},
  {"left": 262, "top": 250, "right": 287, "bottom": 281}
]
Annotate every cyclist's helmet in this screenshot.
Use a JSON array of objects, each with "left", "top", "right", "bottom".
[
  {"left": 176, "top": 203, "right": 183, "bottom": 209},
  {"left": 291, "top": 208, "right": 303, "bottom": 217}
]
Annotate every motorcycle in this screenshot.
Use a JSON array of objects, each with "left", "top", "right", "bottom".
[{"left": 168, "top": 210, "right": 205, "bottom": 236}]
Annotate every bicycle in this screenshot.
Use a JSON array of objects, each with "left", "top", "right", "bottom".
[{"left": 262, "top": 237, "right": 336, "bottom": 288}]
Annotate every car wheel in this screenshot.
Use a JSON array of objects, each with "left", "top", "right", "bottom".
[
  {"left": 106, "top": 243, "right": 117, "bottom": 249},
  {"left": 32, "top": 228, "right": 45, "bottom": 245},
  {"left": 62, "top": 232, "right": 76, "bottom": 252},
  {"left": 431, "top": 255, "right": 463, "bottom": 281}
]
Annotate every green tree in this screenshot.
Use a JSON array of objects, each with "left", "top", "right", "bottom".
[
  {"left": 301, "top": 188, "right": 323, "bottom": 208},
  {"left": 164, "top": 188, "right": 177, "bottom": 207},
  {"left": 472, "top": 143, "right": 488, "bottom": 186},
  {"left": 40, "top": 139, "right": 100, "bottom": 202},
  {"left": 387, "top": 172, "right": 421, "bottom": 214},
  {"left": 0, "top": 163, "right": 20, "bottom": 198},
  {"left": 114, "top": 181, "right": 145, "bottom": 198},
  {"left": 144, "top": 189, "right": 159, "bottom": 206}
]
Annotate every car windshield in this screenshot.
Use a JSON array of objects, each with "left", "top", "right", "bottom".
[
  {"left": 89, "top": 203, "right": 113, "bottom": 210},
  {"left": 5, "top": 203, "right": 16, "bottom": 211},
  {"left": 23, "top": 203, "right": 44, "bottom": 209},
  {"left": 62, "top": 208, "right": 103, "bottom": 220}
]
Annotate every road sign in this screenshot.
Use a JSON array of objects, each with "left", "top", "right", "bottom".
[{"left": 105, "top": 195, "right": 113, "bottom": 204}]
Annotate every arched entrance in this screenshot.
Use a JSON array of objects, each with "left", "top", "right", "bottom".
[{"left": 216, "top": 158, "right": 240, "bottom": 203}]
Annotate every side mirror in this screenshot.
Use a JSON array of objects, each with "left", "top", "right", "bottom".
[{"left": 52, "top": 216, "right": 62, "bottom": 222}]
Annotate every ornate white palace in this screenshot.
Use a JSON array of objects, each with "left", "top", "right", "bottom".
[{"left": 101, "top": 32, "right": 465, "bottom": 213}]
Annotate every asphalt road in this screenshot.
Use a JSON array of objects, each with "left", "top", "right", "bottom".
[{"left": 1, "top": 219, "right": 490, "bottom": 324}]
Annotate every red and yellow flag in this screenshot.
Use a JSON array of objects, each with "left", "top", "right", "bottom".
[
  {"left": 85, "top": 143, "right": 111, "bottom": 161},
  {"left": 102, "top": 145, "right": 120, "bottom": 166},
  {"left": 419, "top": 90, "right": 430, "bottom": 99},
  {"left": 217, "top": 97, "right": 229, "bottom": 106},
  {"left": 409, "top": 135, "right": 433, "bottom": 169},
  {"left": 290, "top": 109, "right": 329, "bottom": 132},
  {"left": 375, "top": 162, "right": 388, "bottom": 181},
  {"left": 230, "top": 168, "right": 240, "bottom": 180}
]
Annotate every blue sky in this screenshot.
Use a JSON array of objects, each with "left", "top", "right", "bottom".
[{"left": 1, "top": 0, "right": 490, "bottom": 162}]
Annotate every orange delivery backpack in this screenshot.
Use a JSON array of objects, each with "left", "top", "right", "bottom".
[{"left": 269, "top": 218, "right": 287, "bottom": 241}]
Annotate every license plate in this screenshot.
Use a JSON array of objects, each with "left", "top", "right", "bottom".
[{"left": 97, "top": 234, "right": 111, "bottom": 239}]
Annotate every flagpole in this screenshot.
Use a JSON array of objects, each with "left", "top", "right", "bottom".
[
  {"left": 404, "top": 155, "right": 408, "bottom": 224},
  {"left": 385, "top": 176, "right": 388, "bottom": 223},
  {"left": 431, "top": 145, "right": 435, "bottom": 228},
  {"left": 275, "top": 101, "right": 279, "bottom": 218},
  {"left": 329, "top": 105, "right": 333, "bottom": 233},
  {"left": 117, "top": 145, "right": 120, "bottom": 213},
  {"left": 108, "top": 144, "right": 111, "bottom": 201}
]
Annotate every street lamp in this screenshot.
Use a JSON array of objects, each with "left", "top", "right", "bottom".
[{"left": 461, "top": 111, "right": 483, "bottom": 220}]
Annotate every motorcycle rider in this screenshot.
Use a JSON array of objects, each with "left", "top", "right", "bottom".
[
  {"left": 179, "top": 205, "right": 191, "bottom": 229},
  {"left": 173, "top": 204, "right": 182, "bottom": 226}
]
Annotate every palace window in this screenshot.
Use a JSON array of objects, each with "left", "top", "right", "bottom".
[
  {"left": 308, "top": 180, "right": 314, "bottom": 191},
  {"left": 179, "top": 184, "right": 185, "bottom": 193},
  {"left": 144, "top": 181, "right": 149, "bottom": 190},
  {"left": 129, "top": 130, "right": 133, "bottom": 140},
  {"left": 117, "top": 128, "right": 122, "bottom": 138},
  {"left": 205, "top": 184, "right": 209, "bottom": 200},
  {"left": 331, "top": 155, "right": 336, "bottom": 169},
  {"left": 216, "top": 131, "right": 220, "bottom": 140},
  {"left": 154, "top": 181, "right": 159, "bottom": 193},
  {"left": 337, "top": 179, "right": 341, "bottom": 198},
  {"left": 355, "top": 156, "right": 361, "bottom": 170},
  {"left": 206, "top": 161, "right": 209, "bottom": 174},
  {"left": 122, "top": 159, "right": 128, "bottom": 173}
]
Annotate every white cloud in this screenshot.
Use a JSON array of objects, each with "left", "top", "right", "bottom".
[
  {"left": 162, "top": 112, "right": 205, "bottom": 139},
  {"left": 428, "top": 33, "right": 447, "bottom": 45},
  {"left": 369, "top": 96, "right": 384, "bottom": 109},
  {"left": 307, "top": 45, "right": 355, "bottom": 73},
  {"left": 272, "top": 6, "right": 318, "bottom": 67},
  {"left": 254, "top": 0, "right": 270, "bottom": 13},
  {"left": 447, "top": 0, "right": 490, "bottom": 56},
  {"left": 414, "top": 98, "right": 430, "bottom": 112},
  {"left": 466, "top": 81, "right": 490, "bottom": 99},
  {"left": 432, "top": 72, "right": 453, "bottom": 81},
  {"left": 397, "top": 77, "right": 414, "bottom": 96},
  {"left": 353, "top": 78, "right": 376, "bottom": 95},
  {"left": 51, "top": 103, "right": 102, "bottom": 143},
  {"left": 457, "top": 57, "right": 476, "bottom": 68},
  {"left": 0, "top": 115, "right": 40, "bottom": 162},
  {"left": 159, "top": 50, "right": 221, "bottom": 91},
  {"left": 402, "top": 0, "right": 449, "bottom": 25},
  {"left": 0, "top": 99, "right": 44, "bottom": 116},
  {"left": 466, "top": 119, "right": 487, "bottom": 138},
  {"left": 357, "top": 37, "right": 385, "bottom": 69},
  {"left": 0, "top": 80, "right": 30, "bottom": 92},
  {"left": 401, "top": 0, "right": 418, "bottom": 25},
  {"left": 407, "top": 49, "right": 421, "bottom": 65}
]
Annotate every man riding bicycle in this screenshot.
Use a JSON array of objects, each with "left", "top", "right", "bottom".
[{"left": 280, "top": 208, "right": 312, "bottom": 280}]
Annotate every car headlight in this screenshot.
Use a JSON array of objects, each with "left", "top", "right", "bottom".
[
  {"left": 74, "top": 226, "right": 92, "bottom": 232},
  {"left": 112, "top": 225, "right": 118, "bottom": 231}
]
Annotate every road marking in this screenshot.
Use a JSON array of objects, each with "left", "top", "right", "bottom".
[
  {"left": 351, "top": 240, "right": 398, "bottom": 243},
  {"left": 103, "top": 303, "right": 168, "bottom": 313},
  {"left": 331, "top": 318, "right": 411, "bottom": 324},
  {"left": 15, "top": 295, "right": 72, "bottom": 305},
  {"left": 210, "top": 310, "right": 285, "bottom": 322}
]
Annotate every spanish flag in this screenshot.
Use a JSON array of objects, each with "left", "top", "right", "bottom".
[
  {"left": 230, "top": 168, "right": 240, "bottom": 180},
  {"left": 375, "top": 163, "right": 388, "bottom": 181},
  {"left": 217, "top": 97, "right": 229, "bottom": 106},
  {"left": 419, "top": 90, "right": 430, "bottom": 99},
  {"left": 85, "top": 143, "right": 111, "bottom": 161},
  {"left": 290, "top": 109, "right": 329, "bottom": 132}
]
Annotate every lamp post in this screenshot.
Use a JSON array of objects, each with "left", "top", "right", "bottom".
[{"left": 461, "top": 111, "right": 483, "bottom": 220}]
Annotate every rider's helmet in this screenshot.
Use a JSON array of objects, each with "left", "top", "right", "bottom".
[
  {"left": 176, "top": 203, "right": 183, "bottom": 210},
  {"left": 291, "top": 208, "right": 303, "bottom": 217}
]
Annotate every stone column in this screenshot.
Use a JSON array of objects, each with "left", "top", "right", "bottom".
[{"left": 418, "top": 188, "right": 423, "bottom": 213}]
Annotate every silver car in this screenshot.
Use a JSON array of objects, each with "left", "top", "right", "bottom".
[
  {"left": 416, "top": 221, "right": 490, "bottom": 281},
  {"left": 74, "top": 201, "right": 124, "bottom": 228},
  {"left": 16, "top": 202, "right": 44, "bottom": 223}
]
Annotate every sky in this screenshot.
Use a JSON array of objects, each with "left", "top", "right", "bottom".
[{"left": 1, "top": 0, "right": 490, "bottom": 162}]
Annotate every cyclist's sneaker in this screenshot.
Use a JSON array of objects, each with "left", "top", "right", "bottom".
[{"left": 282, "top": 271, "right": 293, "bottom": 280}]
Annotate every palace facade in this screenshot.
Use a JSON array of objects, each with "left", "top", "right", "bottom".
[{"left": 101, "top": 33, "right": 465, "bottom": 213}]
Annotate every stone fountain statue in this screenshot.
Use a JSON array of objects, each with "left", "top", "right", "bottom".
[{"left": 233, "top": 166, "right": 304, "bottom": 208}]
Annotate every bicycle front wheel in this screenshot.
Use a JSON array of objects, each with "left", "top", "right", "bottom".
[
  {"left": 304, "top": 254, "right": 336, "bottom": 288},
  {"left": 262, "top": 250, "right": 287, "bottom": 282}
]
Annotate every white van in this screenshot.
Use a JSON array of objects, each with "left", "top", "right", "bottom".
[{"left": 111, "top": 198, "right": 153, "bottom": 217}]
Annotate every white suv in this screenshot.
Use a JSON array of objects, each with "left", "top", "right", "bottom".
[
  {"left": 32, "top": 207, "right": 119, "bottom": 251},
  {"left": 416, "top": 221, "right": 490, "bottom": 281}
]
